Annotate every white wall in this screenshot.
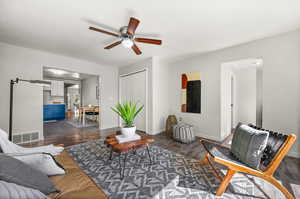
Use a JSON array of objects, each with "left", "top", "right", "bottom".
[
  {"left": 81, "top": 76, "right": 98, "bottom": 106},
  {"left": 166, "top": 29, "right": 300, "bottom": 157},
  {"left": 0, "top": 42, "right": 119, "bottom": 139},
  {"left": 256, "top": 69, "right": 263, "bottom": 127},
  {"left": 152, "top": 57, "right": 170, "bottom": 134},
  {"left": 234, "top": 67, "right": 257, "bottom": 125},
  {"left": 43, "top": 90, "right": 64, "bottom": 104}
]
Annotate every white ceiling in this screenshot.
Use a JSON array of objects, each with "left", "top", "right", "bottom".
[
  {"left": 1, "top": 0, "right": 299, "bottom": 67},
  {"left": 43, "top": 67, "right": 96, "bottom": 80}
]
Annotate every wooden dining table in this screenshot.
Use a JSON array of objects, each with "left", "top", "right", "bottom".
[{"left": 78, "top": 106, "right": 99, "bottom": 125}]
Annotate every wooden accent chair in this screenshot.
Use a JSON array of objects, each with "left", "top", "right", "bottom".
[{"left": 200, "top": 124, "right": 297, "bottom": 199}]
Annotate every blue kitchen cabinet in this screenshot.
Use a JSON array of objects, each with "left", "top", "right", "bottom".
[{"left": 43, "top": 104, "right": 65, "bottom": 121}]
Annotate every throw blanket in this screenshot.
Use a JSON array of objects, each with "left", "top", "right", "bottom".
[{"left": 0, "top": 128, "right": 63, "bottom": 156}]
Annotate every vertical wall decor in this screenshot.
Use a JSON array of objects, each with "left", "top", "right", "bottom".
[{"left": 181, "top": 72, "right": 201, "bottom": 113}]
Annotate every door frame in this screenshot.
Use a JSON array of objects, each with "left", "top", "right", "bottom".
[
  {"left": 42, "top": 66, "right": 102, "bottom": 138},
  {"left": 230, "top": 75, "right": 236, "bottom": 130},
  {"left": 220, "top": 63, "right": 235, "bottom": 140},
  {"left": 119, "top": 68, "right": 148, "bottom": 133},
  {"left": 220, "top": 58, "right": 263, "bottom": 140}
]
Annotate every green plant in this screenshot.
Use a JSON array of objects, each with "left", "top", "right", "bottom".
[{"left": 111, "top": 101, "right": 144, "bottom": 127}]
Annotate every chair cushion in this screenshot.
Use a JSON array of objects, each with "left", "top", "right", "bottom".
[
  {"left": 231, "top": 124, "right": 269, "bottom": 169},
  {"left": 248, "top": 124, "right": 288, "bottom": 168},
  {"left": 0, "top": 154, "right": 59, "bottom": 195},
  {"left": 85, "top": 112, "right": 99, "bottom": 115},
  {"left": 201, "top": 140, "right": 250, "bottom": 168}
]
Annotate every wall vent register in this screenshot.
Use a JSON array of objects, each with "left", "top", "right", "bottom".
[{"left": 12, "top": 131, "right": 39, "bottom": 144}]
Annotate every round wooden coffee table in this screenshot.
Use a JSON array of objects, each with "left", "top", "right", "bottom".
[{"left": 104, "top": 134, "right": 155, "bottom": 179}]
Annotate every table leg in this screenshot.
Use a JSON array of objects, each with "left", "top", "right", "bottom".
[
  {"left": 83, "top": 110, "right": 86, "bottom": 125},
  {"left": 78, "top": 110, "right": 81, "bottom": 122},
  {"left": 122, "top": 153, "right": 127, "bottom": 178},
  {"left": 146, "top": 145, "right": 152, "bottom": 164},
  {"left": 109, "top": 148, "right": 113, "bottom": 160},
  {"left": 119, "top": 153, "right": 127, "bottom": 179},
  {"left": 132, "top": 148, "right": 137, "bottom": 155},
  {"left": 119, "top": 153, "right": 122, "bottom": 177}
]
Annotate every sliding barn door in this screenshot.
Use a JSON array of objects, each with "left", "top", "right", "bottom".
[{"left": 120, "top": 71, "right": 146, "bottom": 132}]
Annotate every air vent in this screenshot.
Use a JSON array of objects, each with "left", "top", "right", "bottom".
[{"left": 12, "top": 131, "right": 39, "bottom": 144}]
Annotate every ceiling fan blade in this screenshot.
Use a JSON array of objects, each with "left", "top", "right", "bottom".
[
  {"left": 127, "top": 17, "right": 140, "bottom": 36},
  {"left": 135, "top": 38, "right": 162, "bottom": 45},
  {"left": 132, "top": 44, "right": 142, "bottom": 55},
  {"left": 89, "top": 26, "right": 119, "bottom": 37},
  {"left": 104, "top": 41, "right": 122, "bottom": 49}
]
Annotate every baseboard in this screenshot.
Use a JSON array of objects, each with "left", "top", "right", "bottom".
[
  {"left": 100, "top": 127, "right": 120, "bottom": 133},
  {"left": 194, "top": 131, "right": 221, "bottom": 142},
  {"left": 287, "top": 151, "right": 300, "bottom": 158},
  {"left": 150, "top": 129, "right": 165, "bottom": 135}
]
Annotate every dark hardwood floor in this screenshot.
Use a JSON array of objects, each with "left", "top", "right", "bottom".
[
  {"left": 23, "top": 122, "right": 300, "bottom": 198},
  {"left": 43, "top": 120, "right": 99, "bottom": 137}
]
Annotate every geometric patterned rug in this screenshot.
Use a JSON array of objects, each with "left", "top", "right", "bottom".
[{"left": 66, "top": 139, "right": 285, "bottom": 199}]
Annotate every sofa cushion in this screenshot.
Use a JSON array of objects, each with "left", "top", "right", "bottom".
[
  {"left": 0, "top": 154, "right": 58, "bottom": 195},
  {"left": 231, "top": 124, "right": 269, "bottom": 169},
  {"left": 0, "top": 180, "right": 50, "bottom": 199}
]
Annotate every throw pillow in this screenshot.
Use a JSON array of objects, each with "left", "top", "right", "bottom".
[
  {"left": 0, "top": 154, "right": 59, "bottom": 194},
  {"left": 231, "top": 124, "right": 269, "bottom": 169},
  {"left": 11, "top": 153, "right": 65, "bottom": 176},
  {"left": 0, "top": 128, "right": 8, "bottom": 153},
  {"left": 0, "top": 180, "right": 50, "bottom": 199}
]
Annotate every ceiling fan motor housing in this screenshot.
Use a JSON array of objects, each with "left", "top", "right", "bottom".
[{"left": 119, "top": 26, "right": 133, "bottom": 39}]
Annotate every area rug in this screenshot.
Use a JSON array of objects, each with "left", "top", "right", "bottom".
[{"left": 66, "top": 139, "right": 284, "bottom": 199}]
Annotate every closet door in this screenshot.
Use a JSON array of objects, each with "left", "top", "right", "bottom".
[{"left": 120, "top": 71, "right": 146, "bottom": 132}]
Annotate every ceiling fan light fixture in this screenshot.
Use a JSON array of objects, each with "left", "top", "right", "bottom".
[{"left": 122, "top": 38, "right": 133, "bottom": 48}]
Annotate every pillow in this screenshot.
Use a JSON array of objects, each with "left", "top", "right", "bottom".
[
  {"left": 0, "top": 154, "right": 59, "bottom": 194},
  {"left": 231, "top": 124, "right": 269, "bottom": 169},
  {"left": 0, "top": 128, "right": 8, "bottom": 139},
  {"left": 0, "top": 128, "right": 8, "bottom": 153},
  {"left": 11, "top": 153, "right": 65, "bottom": 176},
  {"left": 0, "top": 180, "right": 50, "bottom": 199}
]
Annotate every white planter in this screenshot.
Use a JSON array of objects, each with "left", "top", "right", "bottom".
[{"left": 121, "top": 126, "right": 136, "bottom": 137}]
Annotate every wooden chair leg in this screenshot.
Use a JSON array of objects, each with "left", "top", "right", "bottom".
[
  {"left": 216, "top": 169, "right": 236, "bottom": 196},
  {"left": 206, "top": 157, "right": 223, "bottom": 182},
  {"left": 265, "top": 176, "right": 295, "bottom": 199},
  {"left": 199, "top": 152, "right": 209, "bottom": 165}
]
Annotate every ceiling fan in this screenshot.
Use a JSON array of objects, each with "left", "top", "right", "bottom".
[{"left": 89, "top": 17, "right": 162, "bottom": 55}]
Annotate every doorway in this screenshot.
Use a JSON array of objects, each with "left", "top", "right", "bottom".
[
  {"left": 221, "top": 58, "right": 263, "bottom": 139},
  {"left": 119, "top": 69, "right": 147, "bottom": 132},
  {"left": 43, "top": 67, "right": 101, "bottom": 138}
]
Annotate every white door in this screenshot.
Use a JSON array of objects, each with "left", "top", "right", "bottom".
[{"left": 120, "top": 71, "right": 146, "bottom": 132}]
